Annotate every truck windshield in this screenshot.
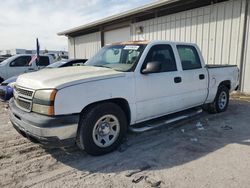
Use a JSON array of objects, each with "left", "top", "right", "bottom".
[{"left": 85, "top": 44, "right": 146, "bottom": 72}]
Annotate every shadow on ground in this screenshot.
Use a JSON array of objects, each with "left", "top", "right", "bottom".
[{"left": 43, "top": 100, "right": 250, "bottom": 174}]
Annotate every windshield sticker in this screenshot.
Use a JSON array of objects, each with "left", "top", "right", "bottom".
[{"left": 124, "top": 45, "right": 140, "bottom": 50}]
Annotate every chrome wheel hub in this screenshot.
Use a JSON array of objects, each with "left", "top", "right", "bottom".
[
  {"left": 92, "top": 115, "right": 120, "bottom": 148},
  {"left": 98, "top": 123, "right": 110, "bottom": 136}
]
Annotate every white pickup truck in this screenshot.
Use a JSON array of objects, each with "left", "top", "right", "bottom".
[
  {"left": 9, "top": 41, "right": 239, "bottom": 155},
  {"left": 0, "top": 54, "right": 54, "bottom": 82}
]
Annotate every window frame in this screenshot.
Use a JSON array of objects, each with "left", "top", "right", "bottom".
[
  {"left": 9, "top": 56, "right": 31, "bottom": 67},
  {"left": 141, "top": 44, "right": 177, "bottom": 74},
  {"left": 176, "top": 45, "right": 202, "bottom": 71}
]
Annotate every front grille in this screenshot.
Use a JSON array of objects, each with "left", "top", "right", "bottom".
[
  {"left": 15, "top": 97, "right": 32, "bottom": 111},
  {"left": 14, "top": 85, "right": 34, "bottom": 112},
  {"left": 14, "top": 86, "right": 33, "bottom": 98}
]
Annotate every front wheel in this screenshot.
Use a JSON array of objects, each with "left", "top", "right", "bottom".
[
  {"left": 76, "top": 102, "right": 127, "bottom": 156},
  {"left": 203, "top": 85, "right": 229, "bottom": 113}
]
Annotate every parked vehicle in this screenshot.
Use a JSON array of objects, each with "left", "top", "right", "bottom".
[
  {"left": 0, "top": 59, "right": 87, "bottom": 101},
  {"left": 0, "top": 54, "right": 54, "bottom": 82},
  {"left": 0, "top": 77, "right": 16, "bottom": 101},
  {"left": 9, "top": 41, "right": 239, "bottom": 156},
  {"left": 0, "top": 57, "right": 7, "bottom": 63}
]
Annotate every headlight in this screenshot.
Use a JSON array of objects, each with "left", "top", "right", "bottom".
[{"left": 32, "top": 89, "right": 57, "bottom": 116}]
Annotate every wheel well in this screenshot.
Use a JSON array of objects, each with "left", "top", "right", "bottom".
[
  {"left": 81, "top": 98, "right": 131, "bottom": 124},
  {"left": 219, "top": 80, "right": 231, "bottom": 90}
]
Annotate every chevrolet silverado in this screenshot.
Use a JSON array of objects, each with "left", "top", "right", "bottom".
[{"left": 9, "top": 41, "right": 239, "bottom": 155}]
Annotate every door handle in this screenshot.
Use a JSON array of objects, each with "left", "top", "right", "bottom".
[
  {"left": 28, "top": 68, "right": 34, "bottom": 70},
  {"left": 174, "top": 77, "right": 182, "bottom": 83},
  {"left": 199, "top": 74, "right": 205, "bottom": 80}
]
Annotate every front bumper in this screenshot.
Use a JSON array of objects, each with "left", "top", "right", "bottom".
[{"left": 9, "top": 99, "right": 79, "bottom": 147}]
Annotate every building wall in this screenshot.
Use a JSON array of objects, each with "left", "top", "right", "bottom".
[
  {"left": 68, "top": 37, "right": 75, "bottom": 58},
  {"left": 104, "top": 27, "right": 131, "bottom": 45},
  {"left": 74, "top": 32, "right": 101, "bottom": 59},
  {"left": 132, "top": 0, "right": 245, "bottom": 66},
  {"left": 241, "top": 0, "right": 250, "bottom": 93}
]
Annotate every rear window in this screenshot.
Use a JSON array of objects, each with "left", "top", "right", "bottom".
[
  {"left": 177, "top": 45, "right": 202, "bottom": 70},
  {"left": 37, "top": 56, "right": 50, "bottom": 66}
]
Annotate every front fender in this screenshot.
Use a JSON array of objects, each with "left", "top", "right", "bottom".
[{"left": 53, "top": 76, "right": 135, "bottom": 116}]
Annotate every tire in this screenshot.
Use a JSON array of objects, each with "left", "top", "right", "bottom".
[
  {"left": 76, "top": 102, "right": 127, "bottom": 156},
  {"left": 203, "top": 85, "right": 229, "bottom": 114}
]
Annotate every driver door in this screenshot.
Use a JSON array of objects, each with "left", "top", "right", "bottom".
[{"left": 135, "top": 44, "right": 183, "bottom": 122}]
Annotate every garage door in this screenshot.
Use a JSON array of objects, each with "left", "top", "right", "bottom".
[
  {"left": 74, "top": 32, "right": 101, "bottom": 59},
  {"left": 104, "top": 27, "right": 131, "bottom": 45}
]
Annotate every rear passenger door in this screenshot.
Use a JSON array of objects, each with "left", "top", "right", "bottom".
[
  {"left": 135, "top": 44, "right": 184, "bottom": 122},
  {"left": 176, "top": 45, "right": 208, "bottom": 108}
]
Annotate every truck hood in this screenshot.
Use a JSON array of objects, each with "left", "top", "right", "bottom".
[{"left": 16, "top": 66, "right": 125, "bottom": 90}]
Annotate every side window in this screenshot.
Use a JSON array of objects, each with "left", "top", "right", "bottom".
[
  {"left": 10, "top": 56, "right": 31, "bottom": 67},
  {"left": 37, "top": 56, "right": 49, "bottom": 66},
  {"left": 177, "top": 45, "right": 202, "bottom": 70},
  {"left": 143, "top": 44, "right": 177, "bottom": 72}
]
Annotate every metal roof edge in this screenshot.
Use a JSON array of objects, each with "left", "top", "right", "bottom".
[{"left": 57, "top": 0, "right": 180, "bottom": 36}]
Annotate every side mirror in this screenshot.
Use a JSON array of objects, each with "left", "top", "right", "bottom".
[{"left": 141, "top": 61, "right": 161, "bottom": 74}]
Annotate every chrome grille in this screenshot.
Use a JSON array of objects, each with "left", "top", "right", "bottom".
[
  {"left": 15, "top": 98, "right": 32, "bottom": 110},
  {"left": 14, "top": 85, "right": 33, "bottom": 98},
  {"left": 14, "top": 85, "right": 34, "bottom": 112}
]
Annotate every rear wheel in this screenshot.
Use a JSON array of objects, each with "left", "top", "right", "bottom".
[
  {"left": 76, "top": 102, "right": 127, "bottom": 156},
  {"left": 203, "top": 85, "right": 229, "bottom": 113}
]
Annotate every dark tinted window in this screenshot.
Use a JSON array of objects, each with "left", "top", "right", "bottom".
[
  {"left": 37, "top": 56, "right": 50, "bottom": 66},
  {"left": 37, "top": 56, "right": 49, "bottom": 67},
  {"left": 177, "top": 45, "right": 202, "bottom": 70},
  {"left": 10, "top": 56, "right": 31, "bottom": 67},
  {"left": 143, "top": 44, "right": 177, "bottom": 72}
]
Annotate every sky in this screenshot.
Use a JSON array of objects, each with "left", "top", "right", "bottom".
[{"left": 0, "top": 0, "right": 156, "bottom": 51}]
